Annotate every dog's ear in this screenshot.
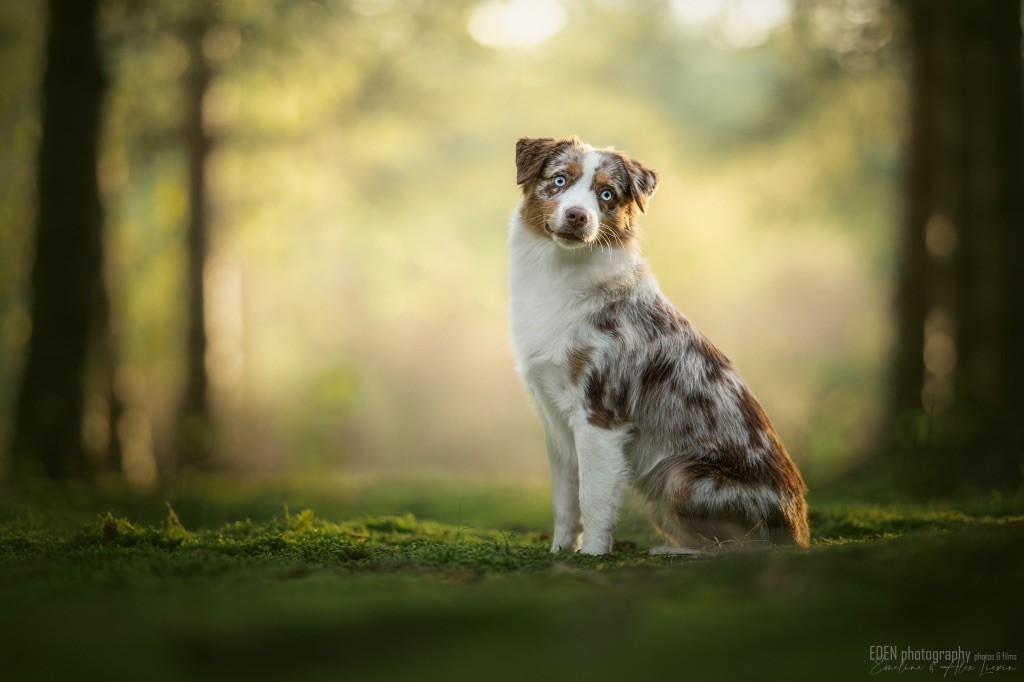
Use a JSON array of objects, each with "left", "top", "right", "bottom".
[
  {"left": 624, "top": 157, "right": 659, "bottom": 213},
  {"left": 515, "top": 137, "right": 571, "bottom": 186}
]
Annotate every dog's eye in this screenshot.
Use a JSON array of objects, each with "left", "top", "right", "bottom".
[
  {"left": 600, "top": 189, "right": 613, "bottom": 202},
  {"left": 553, "top": 175, "right": 566, "bottom": 187}
]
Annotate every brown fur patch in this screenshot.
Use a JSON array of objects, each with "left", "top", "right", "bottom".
[
  {"left": 596, "top": 204, "right": 637, "bottom": 247},
  {"left": 737, "top": 387, "right": 772, "bottom": 440},
  {"left": 759, "top": 430, "right": 807, "bottom": 501},
  {"left": 518, "top": 193, "right": 557, "bottom": 239},
  {"left": 516, "top": 137, "right": 580, "bottom": 186},
  {"left": 594, "top": 154, "right": 631, "bottom": 194},
  {"left": 684, "top": 389, "right": 713, "bottom": 413},
  {"left": 694, "top": 334, "right": 730, "bottom": 368},
  {"left": 583, "top": 367, "right": 629, "bottom": 429},
  {"left": 611, "top": 151, "right": 659, "bottom": 213},
  {"left": 639, "top": 350, "right": 677, "bottom": 393},
  {"left": 650, "top": 299, "right": 685, "bottom": 336},
  {"left": 699, "top": 401, "right": 804, "bottom": 500},
  {"left": 692, "top": 334, "right": 730, "bottom": 382},
  {"left": 683, "top": 389, "right": 718, "bottom": 432},
  {"left": 517, "top": 146, "right": 590, "bottom": 243},
  {"left": 567, "top": 347, "right": 592, "bottom": 385}
]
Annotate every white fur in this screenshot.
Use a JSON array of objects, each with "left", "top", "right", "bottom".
[{"left": 573, "top": 421, "right": 632, "bottom": 554}]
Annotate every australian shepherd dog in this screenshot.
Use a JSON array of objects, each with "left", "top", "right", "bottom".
[{"left": 508, "top": 136, "right": 809, "bottom": 555}]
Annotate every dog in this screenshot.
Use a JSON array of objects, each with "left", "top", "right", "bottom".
[{"left": 508, "top": 136, "right": 809, "bottom": 555}]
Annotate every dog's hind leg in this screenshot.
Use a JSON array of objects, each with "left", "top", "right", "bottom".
[
  {"left": 648, "top": 505, "right": 760, "bottom": 554},
  {"left": 640, "top": 460, "right": 780, "bottom": 553}
]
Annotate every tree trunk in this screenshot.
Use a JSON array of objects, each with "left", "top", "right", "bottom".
[
  {"left": 175, "top": 19, "right": 215, "bottom": 471},
  {"left": 952, "top": 0, "right": 1024, "bottom": 489},
  {"left": 9, "top": 0, "right": 106, "bottom": 479},
  {"left": 889, "top": 0, "right": 1024, "bottom": 493},
  {"left": 887, "top": 0, "right": 932, "bottom": 453},
  {"left": 91, "top": 262, "right": 124, "bottom": 474}
]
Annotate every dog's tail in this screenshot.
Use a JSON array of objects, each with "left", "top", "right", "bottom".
[{"left": 769, "top": 491, "right": 810, "bottom": 548}]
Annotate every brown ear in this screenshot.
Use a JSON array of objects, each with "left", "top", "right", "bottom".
[
  {"left": 624, "top": 158, "right": 659, "bottom": 213},
  {"left": 515, "top": 137, "right": 572, "bottom": 186}
]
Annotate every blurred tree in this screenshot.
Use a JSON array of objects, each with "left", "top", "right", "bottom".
[
  {"left": 85, "top": 259, "right": 125, "bottom": 473},
  {"left": 888, "top": 0, "right": 1024, "bottom": 493},
  {"left": 10, "top": 0, "right": 107, "bottom": 478},
  {"left": 175, "top": 7, "right": 217, "bottom": 471}
]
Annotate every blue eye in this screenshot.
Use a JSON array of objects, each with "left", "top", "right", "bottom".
[
  {"left": 554, "top": 176, "right": 566, "bottom": 187},
  {"left": 600, "top": 189, "right": 613, "bottom": 201}
]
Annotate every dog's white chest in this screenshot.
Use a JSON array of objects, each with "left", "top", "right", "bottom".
[
  {"left": 508, "top": 231, "right": 596, "bottom": 416},
  {"left": 511, "top": 270, "right": 580, "bottom": 407},
  {"left": 509, "top": 230, "right": 597, "bottom": 362},
  {"left": 510, "top": 278, "right": 580, "bottom": 367}
]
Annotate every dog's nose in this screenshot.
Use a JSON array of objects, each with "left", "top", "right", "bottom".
[{"left": 564, "top": 207, "right": 590, "bottom": 229}]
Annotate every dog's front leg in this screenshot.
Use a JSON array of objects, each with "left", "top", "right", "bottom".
[
  {"left": 547, "top": 432, "right": 582, "bottom": 553},
  {"left": 574, "top": 422, "right": 629, "bottom": 555}
]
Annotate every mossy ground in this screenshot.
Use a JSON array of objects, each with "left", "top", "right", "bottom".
[{"left": 1, "top": 477, "right": 1021, "bottom": 681}]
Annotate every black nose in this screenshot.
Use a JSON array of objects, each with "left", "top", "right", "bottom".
[{"left": 564, "top": 207, "right": 590, "bottom": 229}]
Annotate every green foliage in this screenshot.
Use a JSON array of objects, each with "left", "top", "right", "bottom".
[
  {"left": 812, "top": 501, "right": 1024, "bottom": 543},
  {"left": 6, "top": 497, "right": 1022, "bottom": 577},
  {"left": 0, "top": 483, "right": 1021, "bottom": 681}
]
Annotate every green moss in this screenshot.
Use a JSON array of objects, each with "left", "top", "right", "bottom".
[
  {"left": 4, "top": 495, "right": 1021, "bottom": 579},
  {"left": 1, "top": 483, "right": 1021, "bottom": 682}
]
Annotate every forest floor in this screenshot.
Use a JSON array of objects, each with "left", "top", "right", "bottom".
[{"left": 0, "top": 476, "right": 1021, "bottom": 682}]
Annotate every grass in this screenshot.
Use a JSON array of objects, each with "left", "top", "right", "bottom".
[{"left": 1, "top": 476, "right": 1022, "bottom": 681}]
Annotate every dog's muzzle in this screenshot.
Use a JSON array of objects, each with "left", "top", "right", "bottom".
[{"left": 550, "top": 206, "right": 594, "bottom": 246}]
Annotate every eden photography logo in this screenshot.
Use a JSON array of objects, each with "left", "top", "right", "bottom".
[{"left": 869, "top": 645, "right": 1019, "bottom": 676}]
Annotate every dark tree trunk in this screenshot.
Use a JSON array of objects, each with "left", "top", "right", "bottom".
[
  {"left": 91, "top": 263, "right": 124, "bottom": 473},
  {"left": 953, "top": 1, "right": 1024, "bottom": 489},
  {"left": 175, "top": 20, "right": 215, "bottom": 471},
  {"left": 9, "top": 0, "right": 106, "bottom": 479},
  {"left": 888, "top": 0, "right": 1024, "bottom": 493},
  {"left": 888, "top": 0, "right": 932, "bottom": 447}
]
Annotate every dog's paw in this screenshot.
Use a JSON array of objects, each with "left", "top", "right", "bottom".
[
  {"left": 578, "top": 538, "right": 612, "bottom": 556},
  {"left": 550, "top": 532, "right": 581, "bottom": 554}
]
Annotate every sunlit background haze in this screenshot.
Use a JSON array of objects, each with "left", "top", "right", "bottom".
[{"left": 0, "top": 0, "right": 902, "bottom": 487}]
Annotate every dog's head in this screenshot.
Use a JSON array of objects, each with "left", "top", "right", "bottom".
[{"left": 514, "top": 136, "right": 658, "bottom": 249}]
